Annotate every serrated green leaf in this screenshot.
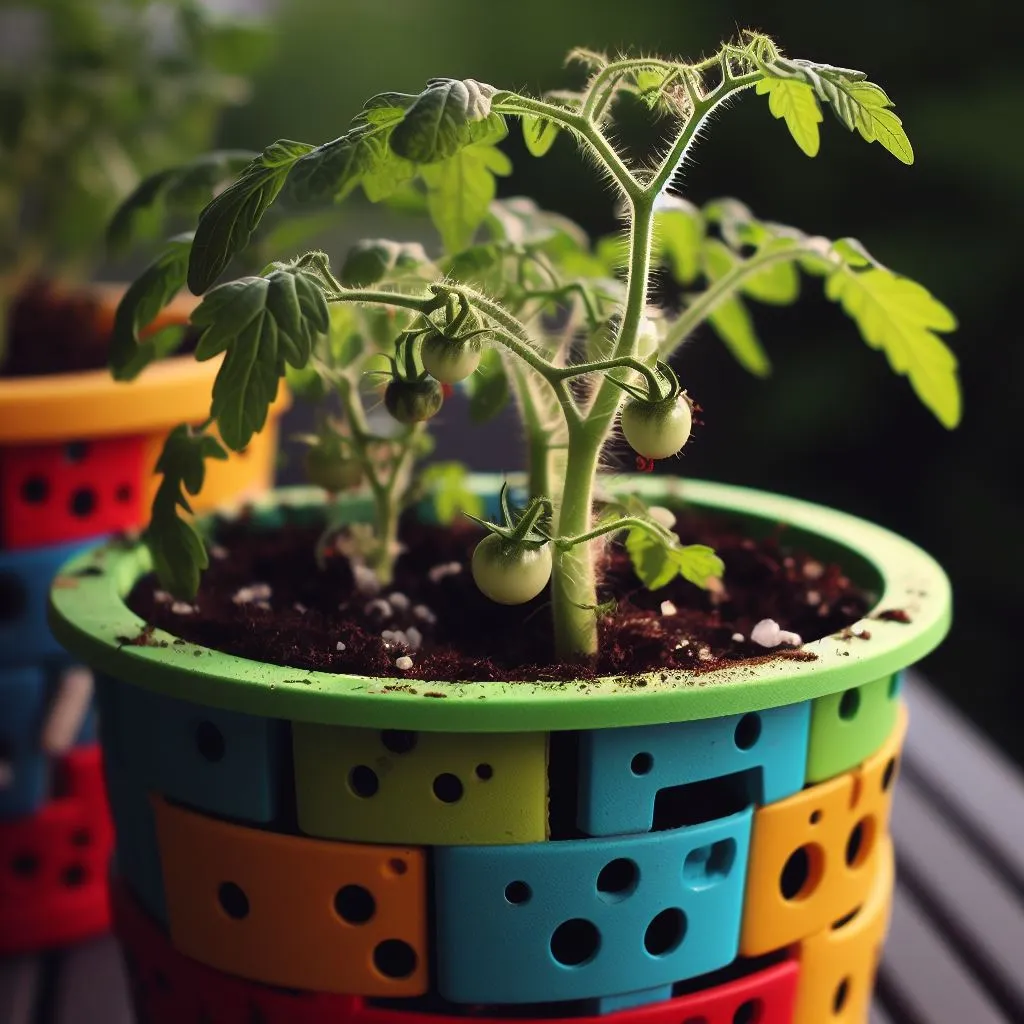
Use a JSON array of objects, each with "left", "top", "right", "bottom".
[
  {"left": 670, "top": 545, "right": 726, "bottom": 588},
  {"left": 421, "top": 144, "right": 512, "bottom": 253},
  {"left": 824, "top": 267, "right": 960, "bottom": 426},
  {"left": 742, "top": 241, "right": 801, "bottom": 305},
  {"left": 339, "top": 239, "right": 430, "bottom": 286},
  {"left": 419, "top": 462, "right": 485, "bottom": 525},
  {"left": 110, "top": 234, "right": 193, "bottom": 381},
  {"left": 655, "top": 199, "right": 703, "bottom": 284},
  {"left": 635, "top": 67, "right": 671, "bottom": 107},
  {"left": 756, "top": 78, "right": 822, "bottom": 157},
  {"left": 703, "top": 199, "right": 766, "bottom": 250},
  {"left": 191, "top": 266, "right": 329, "bottom": 449},
  {"left": 465, "top": 347, "right": 509, "bottom": 423},
  {"left": 708, "top": 298, "right": 771, "bottom": 377},
  {"left": 389, "top": 78, "right": 502, "bottom": 163},
  {"left": 521, "top": 114, "right": 559, "bottom": 157},
  {"left": 188, "top": 140, "right": 314, "bottom": 294},
  {"left": 625, "top": 527, "right": 724, "bottom": 591}
]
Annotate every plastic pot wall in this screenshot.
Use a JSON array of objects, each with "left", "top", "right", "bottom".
[
  {"left": 0, "top": 346, "right": 288, "bottom": 954},
  {"left": 48, "top": 478, "right": 951, "bottom": 1022}
]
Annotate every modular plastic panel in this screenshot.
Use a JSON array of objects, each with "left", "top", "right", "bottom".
[
  {"left": 101, "top": 675, "right": 286, "bottom": 824},
  {"left": 740, "top": 706, "right": 906, "bottom": 956},
  {"left": 578, "top": 702, "right": 809, "bottom": 836},
  {"left": 0, "top": 745, "right": 113, "bottom": 953},
  {"left": 435, "top": 808, "right": 752, "bottom": 1004},
  {"left": 153, "top": 797, "right": 429, "bottom": 996},
  {"left": 0, "top": 436, "right": 146, "bottom": 549},
  {"left": 806, "top": 674, "right": 901, "bottom": 783},
  {"left": 0, "top": 666, "right": 48, "bottom": 818},
  {"left": 293, "top": 724, "right": 548, "bottom": 845},
  {"left": 793, "top": 839, "right": 894, "bottom": 1024}
]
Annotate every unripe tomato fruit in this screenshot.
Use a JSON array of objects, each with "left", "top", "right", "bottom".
[
  {"left": 421, "top": 332, "right": 481, "bottom": 383},
  {"left": 471, "top": 534, "right": 553, "bottom": 605},
  {"left": 384, "top": 378, "right": 444, "bottom": 423},
  {"left": 304, "top": 445, "right": 363, "bottom": 493},
  {"left": 620, "top": 394, "right": 692, "bottom": 460}
]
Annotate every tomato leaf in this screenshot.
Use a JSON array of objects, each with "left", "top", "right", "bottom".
[
  {"left": 419, "top": 462, "right": 485, "bottom": 525},
  {"left": 655, "top": 197, "right": 704, "bottom": 284},
  {"left": 522, "top": 114, "right": 559, "bottom": 156},
  {"left": 755, "top": 78, "right": 822, "bottom": 158},
  {"left": 824, "top": 266, "right": 960, "bottom": 426},
  {"left": 626, "top": 527, "right": 724, "bottom": 591},
  {"left": 110, "top": 234, "right": 193, "bottom": 381},
  {"left": 188, "top": 140, "right": 314, "bottom": 294}
]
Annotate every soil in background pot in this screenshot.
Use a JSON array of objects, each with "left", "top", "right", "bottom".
[{"left": 124, "top": 505, "right": 880, "bottom": 683}]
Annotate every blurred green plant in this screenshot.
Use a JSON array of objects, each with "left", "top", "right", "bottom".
[{"left": 0, "top": 0, "right": 271, "bottom": 363}]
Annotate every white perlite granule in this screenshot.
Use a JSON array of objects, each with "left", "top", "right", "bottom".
[
  {"left": 336, "top": 641, "right": 346, "bottom": 651},
  {"left": 660, "top": 600, "right": 677, "bottom": 616},
  {"left": 395, "top": 655, "right": 414, "bottom": 671},
  {"left": 428, "top": 562, "right": 462, "bottom": 583},
  {"left": 170, "top": 602, "right": 195, "bottom": 615},
  {"left": 750, "top": 618, "right": 803, "bottom": 648}
]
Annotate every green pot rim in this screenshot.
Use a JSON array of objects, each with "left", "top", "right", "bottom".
[{"left": 47, "top": 475, "right": 951, "bottom": 732}]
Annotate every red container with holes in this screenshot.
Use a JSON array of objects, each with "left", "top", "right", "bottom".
[{"left": 0, "top": 746, "right": 114, "bottom": 954}]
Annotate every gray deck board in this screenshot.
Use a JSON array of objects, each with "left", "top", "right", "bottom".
[{"left": 50, "top": 937, "right": 131, "bottom": 1024}]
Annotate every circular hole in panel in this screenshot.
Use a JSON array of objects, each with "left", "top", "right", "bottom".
[
  {"left": 882, "top": 757, "right": 898, "bottom": 792},
  {"left": 373, "top": 939, "right": 418, "bottom": 979},
  {"left": 630, "top": 752, "right": 654, "bottom": 776},
  {"left": 348, "top": 765, "right": 380, "bottom": 798},
  {"left": 780, "top": 845, "right": 821, "bottom": 901},
  {"left": 734, "top": 713, "right": 762, "bottom": 750},
  {"left": 505, "top": 880, "right": 532, "bottom": 905},
  {"left": 62, "top": 864, "right": 87, "bottom": 887},
  {"left": 475, "top": 763, "right": 494, "bottom": 781},
  {"left": 838, "top": 688, "right": 861, "bottom": 720},
  {"left": 334, "top": 884, "right": 376, "bottom": 924},
  {"left": 733, "top": 1000, "right": 763, "bottom": 1024},
  {"left": 195, "top": 721, "right": 225, "bottom": 762},
  {"left": 69, "top": 487, "right": 97, "bottom": 518},
  {"left": 20, "top": 475, "right": 48, "bottom": 504},
  {"left": 596, "top": 858, "right": 639, "bottom": 901},
  {"left": 218, "top": 882, "right": 250, "bottom": 919},
  {"left": 386, "top": 858, "right": 408, "bottom": 876},
  {"left": 70, "top": 828, "right": 91, "bottom": 848},
  {"left": 810, "top": 810, "right": 822, "bottom": 825},
  {"left": 833, "top": 977, "right": 851, "bottom": 1013},
  {"left": 11, "top": 852, "right": 39, "bottom": 877},
  {"left": 550, "top": 918, "right": 600, "bottom": 966},
  {"left": 845, "top": 817, "right": 875, "bottom": 868},
  {"left": 682, "top": 839, "right": 736, "bottom": 889},
  {"left": 432, "top": 772, "right": 464, "bottom": 803},
  {"left": 0, "top": 572, "right": 29, "bottom": 622},
  {"left": 65, "top": 442, "right": 90, "bottom": 464},
  {"left": 643, "top": 908, "right": 686, "bottom": 957},
  {"left": 380, "top": 729, "right": 417, "bottom": 754},
  {"left": 115, "top": 484, "right": 133, "bottom": 504}
]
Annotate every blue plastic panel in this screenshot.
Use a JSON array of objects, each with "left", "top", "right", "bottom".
[
  {"left": 0, "top": 666, "right": 48, "bottom": 819},
  {"left": 578, "top": 702, "right": 810, "bottom": 836},
  {"left": 99, "top": 674, "right": 286, "bottom": 824},
  {"left": 0, "top": 539, "right": 94, "bottom": 666},
  {"left": 435, "top": 808, "right": 753, "bottom": 1004}
]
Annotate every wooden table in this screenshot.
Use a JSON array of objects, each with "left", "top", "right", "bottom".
[{"left": 3, "top": 673, "right": 1023, "bottom": 1024}]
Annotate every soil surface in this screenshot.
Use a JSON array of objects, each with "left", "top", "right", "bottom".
[{"left": 125, "top": 505, "right": 876, "bottom": 682}]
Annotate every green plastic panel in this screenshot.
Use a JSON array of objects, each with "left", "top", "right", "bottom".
[
  {"left": 805, "top": 673, "right": 902, "bottom": 783},
  {"left": 47, "top": 477, "right": 953, "bottom": 733},
  {"left": 293, "top": 724, "right": 548, "bottom": 845}
]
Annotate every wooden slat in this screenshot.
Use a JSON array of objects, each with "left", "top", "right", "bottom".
[
  {"left": 903, "top": 673, "right": 1024, "bottom": 889},
  {"left": 890, "top": 774, "right": 1024, "bottom": 1018},
  {"left": 0, "top": 956, "right": 40, "bottom": 1024},
  {"left": 878, "top": 883, "right": 1007, "bottom": 1024},
  {"left": 50, "top": 936, "right": 132, "bottom": 1024}
]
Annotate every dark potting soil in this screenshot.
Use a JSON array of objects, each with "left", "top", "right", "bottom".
[
  {"left": 2, "top": 280, "right": 197, "bottom": 378},
  {"left": 125, "top": 505, "right": 878, "bottom": 683}
]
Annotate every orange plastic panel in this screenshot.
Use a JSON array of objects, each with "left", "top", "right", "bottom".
[
  {"left": 740, "top": 705, "right": 905, "bottom": 956},
  {"left": 152, "top": 797, "right": 428, "bottom": 996},
  {"left": 793, "top": 839, "right": 894, "bottom": 1023}
]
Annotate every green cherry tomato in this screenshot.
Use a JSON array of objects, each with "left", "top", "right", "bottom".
[
  {"left": 620, "top": 394, "right": 693, "bottom": 460},
  {"left": 304, "top": 444, "right": 363, "bottom": 493},
  {"left": 471, "top": 534, "right": 553, "bottom": 605},
  {"left": 421, "top": 332, "right": 482, "bottom": 383},
  {"left": 384, "top": 378, "right": 444, "bottom": 423}
]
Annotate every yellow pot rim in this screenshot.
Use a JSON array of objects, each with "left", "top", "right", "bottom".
[{"left": 0, "top": 356, "right": 291, "bottom": 444}]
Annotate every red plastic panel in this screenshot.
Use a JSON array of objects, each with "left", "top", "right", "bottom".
[
  {"left": 113, "top": 880, "right": 798, "bottom": 1024},
  {"left": 0, "top": 744, "right": 114, "bottom": 953},
  {"left": 0, "top": 436, "right": 146, "bottom": 549}
]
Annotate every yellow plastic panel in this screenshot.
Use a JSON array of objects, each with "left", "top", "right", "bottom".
[
  {"left": 741, "top": 705, "right": 906, "bottom": 955},
  {"left": 152, "top": 797, "right": 428, "bottom": 995},
  {"left": 293, "top": 724, "right": 548, "bottom": 845},
  {"left": 794, "top": 839, "right": 894, "bottom": 1024}
]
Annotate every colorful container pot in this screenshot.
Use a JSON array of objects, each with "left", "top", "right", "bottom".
[
  {"left": 47, "top": 478, "right": 951, "bottom": 1022},
  {"left": 0, "top": 314, "right": 289, "bottom": 952}
]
